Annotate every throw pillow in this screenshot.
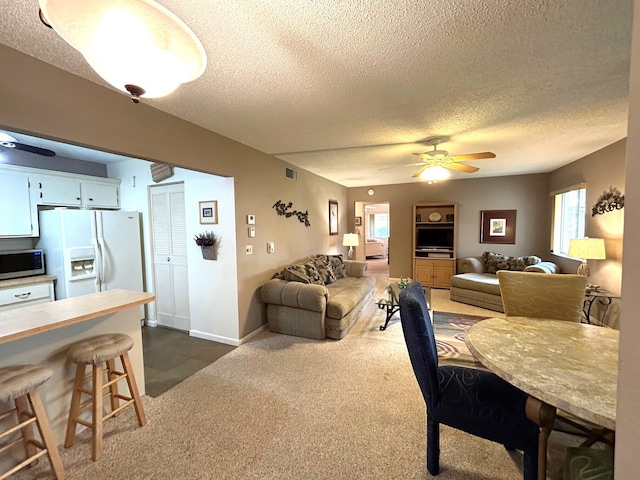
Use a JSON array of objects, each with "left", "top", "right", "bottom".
[
  {"left": 483, "top": 251, "right": 542, "bottom": 274},
  {"left": 326, "top": 254, "right": 347, "bottom": 279},
  {"left": 482, "top": 251, "right": 509, "bottom": 274},
  {"left": 310, "top": 256, "right": 337, "bottom": 285},
  {"left": 282, "top": 263, "right": 324, "bottom": 285}
]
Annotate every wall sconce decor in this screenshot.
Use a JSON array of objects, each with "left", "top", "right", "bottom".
[
  {"left": 592, "top": 186, "right": 624, "bottom": 216},
  {"left": 272, "top": 200, "right": 310, "bottom": 227}
]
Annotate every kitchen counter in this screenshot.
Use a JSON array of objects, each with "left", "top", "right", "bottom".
[
  {"left": 0, "top": 289, "right": 155, "bottom": 450},
  {"left": 0, "top": 288, "right": 154, "bottom": 344},
  {"left": 0, "top": 274, "right": 56, "bottom": 288}
]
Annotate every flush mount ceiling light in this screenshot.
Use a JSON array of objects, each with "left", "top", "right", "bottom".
[{"left": 38, "top": 0, "right": 207, "bottom": 103}]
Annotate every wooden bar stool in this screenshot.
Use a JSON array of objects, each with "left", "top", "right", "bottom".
[
  {"left": 64, "top": 334, "right": 146, "bottom": 461},
  {"left": 0, "top": 365, "right": 65, "bottom": 480}
]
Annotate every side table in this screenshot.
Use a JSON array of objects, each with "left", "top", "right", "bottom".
[
  {"left": 377, "top": 280, "right": 431, "bottom": 331},
  {"left": 583, "top": 289, "right": 619, "bottom": 326}
]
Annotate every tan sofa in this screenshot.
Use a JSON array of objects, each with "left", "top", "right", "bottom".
[
  {"left": 449, "top": 252, "right": 560, "bottom": 312},
  {"left": 261, "top": 254, "right": 375, "bottom": 340}
]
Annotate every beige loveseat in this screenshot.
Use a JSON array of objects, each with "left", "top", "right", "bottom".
[
  {"left": 261, "top": 254, "right": 375, "bottom": 340},
  {"left": 449, "top": 252, "right": 560, "bottom": 312}
]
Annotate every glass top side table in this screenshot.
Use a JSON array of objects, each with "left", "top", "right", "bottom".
[{"left": 377, "top": 279, "right": 431, "bottom": 331}]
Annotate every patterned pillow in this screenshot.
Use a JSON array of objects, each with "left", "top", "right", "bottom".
[
  {"left": 282, "top": 262, "right": 324, "bottom": 284},
  {"left": 326, "top": 254, "right": 347, "bottom": 279},
  {"left": 310, "top": 256, "right": 337, "bottom": 285},
  {"left": 482, "top": 251, "right": 541, "bottom": 274}
]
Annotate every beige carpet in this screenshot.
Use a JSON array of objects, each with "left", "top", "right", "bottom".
[{"left": 16, "top": 280, "right": 579, "bottom": 480}]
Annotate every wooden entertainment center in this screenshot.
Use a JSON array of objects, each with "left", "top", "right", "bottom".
[{"left": 413, "top": 202, "right": 457, "bottom": 288}]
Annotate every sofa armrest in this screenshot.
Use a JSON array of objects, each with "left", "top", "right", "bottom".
[
  {"left": 261, "top": 279, "right": 328, "bottom": 312},
  {"left": 344, "top": 260, "right": 368, "bottom": 278},
  {"left": 459, "top": 257, "right": 485, "bottom": 274},
  {"left": 524, "top": 261, "right": 560, "bottom": 274}
]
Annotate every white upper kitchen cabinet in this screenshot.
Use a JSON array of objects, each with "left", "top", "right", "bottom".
[
  {"left": 32, "top": 171, "right": 120, "bottom": 209},
  {"left": 0, "top": 170, "right": 36, "bottom": 237}
]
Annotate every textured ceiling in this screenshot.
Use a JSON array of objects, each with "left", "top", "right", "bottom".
[{"left": 0, "top": 0, "right": 633, "bottom": 187}]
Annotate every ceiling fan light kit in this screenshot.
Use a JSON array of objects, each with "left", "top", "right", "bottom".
[
  {"left": 38, "top": 0, "right": 207, "bottom": 103},
  {"left": 404, "top": 137, "right": 495, "bottom": 180}
]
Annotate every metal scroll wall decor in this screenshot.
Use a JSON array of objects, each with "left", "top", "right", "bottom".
[
  {"left": 592, "top": 186, "right": 625, "bottom": 216},
  {"left": 273, "top": 200, "right": 311, "bottom": 227}
]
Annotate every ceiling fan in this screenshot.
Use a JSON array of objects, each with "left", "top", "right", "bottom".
[
  {"left": 407, "top": 137, "right": 495, "bottom": 178},
  {"left": 0, "top": 132, "right": 56, "bottom": 157}
]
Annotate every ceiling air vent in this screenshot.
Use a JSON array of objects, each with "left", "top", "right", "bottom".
[
  {"left": 150, "top": 163, "right": 174, "bottom": 183},
  {"left": 285, "top": 167, "right": 297, "bottom": 180}
]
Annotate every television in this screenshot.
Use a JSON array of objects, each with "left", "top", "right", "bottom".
[{"left": 417, "top": 226, "right": 454, "bottom": 250}]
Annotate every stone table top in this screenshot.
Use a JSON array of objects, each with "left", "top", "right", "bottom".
[{"left": 466, "top": 316, "right": 618, "bottom": 431}]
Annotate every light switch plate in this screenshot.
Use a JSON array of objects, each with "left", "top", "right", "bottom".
[
  {"left": 248, "top": 226, "right": 256, "bottom": 237},
  {"left": 246, "top": 245, "right": 253, "bottom": 255},
  {"left": 267, "top": 242, "right": 275, "bottom": 253}
]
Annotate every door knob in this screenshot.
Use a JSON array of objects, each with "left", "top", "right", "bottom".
[{"left": 167, "top": 257, "right": 170, "bottom": 261}]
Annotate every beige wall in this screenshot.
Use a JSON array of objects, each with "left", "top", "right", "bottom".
[
  {"left": 347, "top": 173, "right": 551, "bottom": 279},
  {"left": 0, "top": 45, "right": 347, "bottom": 339},
  {"left": 549, "top": 139, "right": 626, "bottom": 298},
  {"left": 616, "top": 0, "right": 640, "bottom": 474}
]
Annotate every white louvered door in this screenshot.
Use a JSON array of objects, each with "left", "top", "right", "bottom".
[{"left": 149, "top": 183, "right": 191, "bottom": 331}]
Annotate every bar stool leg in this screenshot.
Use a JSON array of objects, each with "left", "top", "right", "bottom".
[
  {"left": 64, "top": 363, "right": 86, "bottom": 449},
  {"left": 92, "top": 363, "right": 104, "bottom": 461},
  {"left": 14, "top": 395, "right": 38, "bottom": 467},
  {"left": 121, "top": 353, "right": 147, "bottom": 427},
  {"left": 106, "top": 359, "right": 120, "bottom": 415},
  {"left": 29, "top": 390, "right": 65, "bottom": 480}
]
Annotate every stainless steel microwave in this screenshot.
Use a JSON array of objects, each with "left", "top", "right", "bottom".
[{"left": 0, "top": 249, "right": 45, "bottom": 280}]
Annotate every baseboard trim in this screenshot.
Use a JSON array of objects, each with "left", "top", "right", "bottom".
[{"left": 189, "top": 324, "right": 269, "bottom": 347}]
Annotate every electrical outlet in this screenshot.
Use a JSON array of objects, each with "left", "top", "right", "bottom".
[
  {"left": 267, "top": 242, "right": 275, "bottom": 253},
  {"left": 246, "top": 245, "right": 253, "bottom": 255}
]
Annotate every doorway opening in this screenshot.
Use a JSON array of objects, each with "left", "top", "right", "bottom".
[{"left": 358, "top": 201, "right": 390, "bottom": 277}]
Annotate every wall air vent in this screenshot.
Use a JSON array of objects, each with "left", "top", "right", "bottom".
[
  {"left": 150, "top": 163, "right": 174, "bottom": 183},
  {"left": 285, "top": 167, "right": 297, "bottom": 180}
]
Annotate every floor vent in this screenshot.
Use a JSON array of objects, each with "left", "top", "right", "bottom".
[{"left": 285, "top": 167, "right": 297, "bottom": 180}]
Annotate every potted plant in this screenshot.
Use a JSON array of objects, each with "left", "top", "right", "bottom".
[{"left": 194, "top": 231, "right": 219, "bottom": 260}]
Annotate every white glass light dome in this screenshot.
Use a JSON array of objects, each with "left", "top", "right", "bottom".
[{"left": 39, "top": 0, "right": 207, "bottom": 102}]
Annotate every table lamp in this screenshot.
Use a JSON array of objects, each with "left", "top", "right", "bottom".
[
  {"left": 568, "top": 238, "right": 606, "bottom": 278},
  {"left": 342, "top": 233, "right": 359, "bottom": 259}
]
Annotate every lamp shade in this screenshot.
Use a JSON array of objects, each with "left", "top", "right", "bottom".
[
  {"left": 342, "top": 233, "right": 359, "bottom": 247},
  {"left": 39, "top": 0, "right": 207, "bottom": 101},
  {"left": 568, "top": 238, "right": 606, "bottom": 260}
]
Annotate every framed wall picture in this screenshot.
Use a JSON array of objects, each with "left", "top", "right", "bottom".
[
  {"left": 199, "top": 200, "right": 218, "bottom": 224},
  {"left": 480, "top": 210, "right": 516, "bottom": 244},
  {"left": 355, "top": 216, "right": 362, "bottom": 226},
  {"left": 329, "top": 200, "right": 338, "bottom": 235}
]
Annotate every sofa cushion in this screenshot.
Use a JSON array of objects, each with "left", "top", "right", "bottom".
[
  {"left": 325, "top": 276, "right": 375, "bottom": 319},
  {"left": 450, "top": 273, "right": 502, "bottom": 296},
  {"left": 482, "top": 251, "right": 541, "bottom": 274},
  {"left": 282, "top": 262, "right": 324, "bottom": 285}
]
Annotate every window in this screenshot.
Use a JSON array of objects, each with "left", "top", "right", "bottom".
[
  {"left": 552, "top": 186, "right": 586, "bottom": 255},
  {"left": 368, "top": 213, "right": 389, "bottom": 238}
]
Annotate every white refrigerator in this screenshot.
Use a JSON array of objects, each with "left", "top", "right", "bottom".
[{"left": 37, "top": 209, "right": 145, "bottom": 317}]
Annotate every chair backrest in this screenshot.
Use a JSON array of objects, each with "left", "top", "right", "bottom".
[
  {"left": 399, "top": 281, "right": 440, "bottom": 409},
  {"left": 497, "top": 271, "right": 587, "bottom": 321}
]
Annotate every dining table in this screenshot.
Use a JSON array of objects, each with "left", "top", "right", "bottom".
[{"left": 465, "top": 316, "right": 618, "bottom": 479}]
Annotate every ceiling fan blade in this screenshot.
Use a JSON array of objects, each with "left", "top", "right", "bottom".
[
  {"left": 450, "top": 152, "right": 495, "bottom": 161},
  {"left": 411, "top": 166, "right": 429, "bottom": 178},
  {"left": 379, "top": 162, "right": 425, "bottom": 171},
  {"left": 443, "top": 162, "right": 480, "bottom": 173},
  {"left": 13, "top": 143, "right": 56, "bottom": 157}
]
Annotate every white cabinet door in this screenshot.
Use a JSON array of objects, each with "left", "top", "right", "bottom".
[
  {"left": 34, "top": 175, "right": 82, "bottom": 206},
  {"left": 82, "top": 181, "right": 119, "bottom": 208},
  {"left": 0, "top": 171, "right": 34, "bottom": 237}
]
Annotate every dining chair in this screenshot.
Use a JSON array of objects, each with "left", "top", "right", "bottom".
[
  {"left": 399, "top": 281, "right": 553, "bottom": 480},
  {"left": 497, "top": 271, "right": 587, "bottom": 321}
]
